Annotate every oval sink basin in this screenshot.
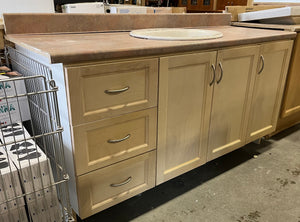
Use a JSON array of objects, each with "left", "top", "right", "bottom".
[{"left": 130, "top": 28, "right": 223, "bottom": 41}]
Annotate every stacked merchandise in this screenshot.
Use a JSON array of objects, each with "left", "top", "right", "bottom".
[
  {"left": 1, "top": 68, "right": 62, "bottom": 221},
  {"left": 0, "top": 146, "right": 27, "bottom": 221},
  {"left": 0, "top": 123, "right": 62, "bottom": 221}
]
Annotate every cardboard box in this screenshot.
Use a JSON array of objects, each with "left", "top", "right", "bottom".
[
  {"left": 0, "top": 123, "right": 61, "bottom": 221},
  {"left": 152, "top": 7, "right": 172, "bottom": 14},
  {"left": 172, "top": 7, "right": 186, "bottom": 13},
  {"left": 225, "top": 5, "right": 284, "bottom": 21},
  {"left": 0, "top": 76, "right": 30, "bottom": 126}
]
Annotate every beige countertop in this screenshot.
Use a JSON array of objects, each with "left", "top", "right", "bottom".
[
  {"left": 232, "top": 22, "right": 300, "bottom": 32},
  {"left": 6, "top": 25, "right": 296, "bottom": 64}
]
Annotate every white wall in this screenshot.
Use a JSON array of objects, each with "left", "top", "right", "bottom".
[{"left": 0, "top": 0, "right": 54, "bottom": 18}]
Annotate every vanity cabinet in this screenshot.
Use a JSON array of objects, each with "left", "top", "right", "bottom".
[
  {"left": 27, "top": 40, "right": 292, "bottom": 219},
  {"left": 246, "top": 41, "right": 293, "bottom": 142}
]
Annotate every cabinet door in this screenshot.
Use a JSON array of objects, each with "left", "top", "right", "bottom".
[
  {"left": 277, "top": 35, "right": 300, "bottom": 131},
  {"left": 246, "top": 40, "right": 293, "bottom": 142},
  {"left": 207, "top": 45, "right": 260, "bottom": 161},
  {"left": 157, "top": 51, "right": 216, "bottom": 184}
]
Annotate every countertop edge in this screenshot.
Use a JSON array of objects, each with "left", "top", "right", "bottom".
[{"left": 49, "top": 33, "right": 296, "bottom": 64}]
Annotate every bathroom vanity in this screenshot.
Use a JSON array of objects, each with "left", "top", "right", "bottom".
[{"left": 4, "top": 13, "right": 295, "bottom": 219}]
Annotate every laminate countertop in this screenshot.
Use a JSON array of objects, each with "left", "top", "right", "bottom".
[
  {"left": 232, "top": 22, "right": 300, "bottom": 32},
  {"left": 6, "top": 25, "right": 296, "bottom": 64}
]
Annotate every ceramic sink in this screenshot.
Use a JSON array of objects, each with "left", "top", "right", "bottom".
[{"left": 129, "top": 28, "right": 223, "bottom": 41}]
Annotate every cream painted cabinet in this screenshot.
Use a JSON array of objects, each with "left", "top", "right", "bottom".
[
  {"left": 157, "top": 51, "right": 216, "bottom": 184},
  {"left": 207, "top": 45, "right": 260, "bottom": 161},
  {"left": 246, "top": 40, "right": 293, "bottom": 142}
]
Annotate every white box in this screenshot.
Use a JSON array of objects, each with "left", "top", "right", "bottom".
[
  {"left": 62, "top": 2, "right": 105, "bottom": 13},
  {"left": 0, "top": 206, "right": 28, "bottom": 222},
  {"left": 0, "top": 76, "right": 30, "bottom": 126},
  {"left": 110, "top": 6, "right": 148, "bottom": 14},
  {"left": 0, "top": 147, "right": 25, "bottom": 215},
  {"left": 0, "top": 123, "right": 61, "bottom": 221},
  {"left": 28, "top": 193, "right": 61, "bottom": 222}
]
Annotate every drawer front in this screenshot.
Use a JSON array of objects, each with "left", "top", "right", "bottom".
[
  {"left": 73, "top": 108, "right": 157, "bottom": 175},
  {"left": 77, "top": 151, "right": 156, "bottom": 219},
  {"left": 65, "top": 58, "right": 158, "bottom": 125}
]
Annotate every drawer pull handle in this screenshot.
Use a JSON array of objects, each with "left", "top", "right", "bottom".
[
  {"left": 258, "top": 55, "right": 265, "bottom": 75},
  {"left": 210, "top": 64, "right": 216, "bottom": 86},
  {"left": 110, "top": 176, "right": 132, "bottom": 187},
  {"left": 217, "top": 62, "right": 223, "bottom": 84},
  {"left": 107, "top": 134, "right": 131, "bottom": 143},
  {"left": 104, "top": 86, "right": 130, "bottom": 94}
]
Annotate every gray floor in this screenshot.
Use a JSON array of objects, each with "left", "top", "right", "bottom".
[{"left": 79, "top": 124, "right": 300, "bottom": 222}]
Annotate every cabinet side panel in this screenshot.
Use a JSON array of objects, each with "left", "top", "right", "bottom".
[
  {"left": 280, "top": 34, "right": 300, "bottom": 118},
  {"left": 52, "top": 64, "right": 79, "bottom": 213}
]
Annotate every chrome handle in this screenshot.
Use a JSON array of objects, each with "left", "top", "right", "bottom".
[
  {"left": 107, "top": 134, "right": 131, "bottom": 143},
  {"left": 258, "top": 55, "right": 265, "bottom": 75},
  {"left": 110, "top": 176, "right": 132, "bottom": 187},
  {"left": 217, "top": 62, "right": 223, "bottom": 84},
  {"left": 104, "top": 86, "right": 129, "bottom": 94},
  {"left": 210, "top": 64, "right": 216, "bottom": 86}
]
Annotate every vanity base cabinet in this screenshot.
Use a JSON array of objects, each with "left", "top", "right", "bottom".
[
  {"left": 207, "top": 45, "right": 260, "bottom": 161},
  {"left": 23, "top": 40, "right": 291, "bottom": 219},
  {"left": 246, "top": 40, "right": 293, "bottom": 142},
  {"left": 157, "top": 51, "right": 216, "bottom": 184}
]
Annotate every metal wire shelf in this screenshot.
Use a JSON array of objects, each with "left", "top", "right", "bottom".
[{"left": 0, "top": 46, "right": 73, "bottom": 221}]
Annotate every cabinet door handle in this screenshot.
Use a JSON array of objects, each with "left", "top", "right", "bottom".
[
  {"left": 110, "top": 176, "right": 132, "bottom": 187},
  {"left": 258, "top": 55, "right": 265, "bottom": 75},
  {"left": 104, "top": 86, "right": 130, "bottom": 94},
  {"left": 210, "top": 64, "right": 216, "bottom": 86},
  {"left": 107, "top": 134, "right": 131, "bottom": 143},
  {"left": 217, "top": 62, "right": 223, "bottom": 84}
]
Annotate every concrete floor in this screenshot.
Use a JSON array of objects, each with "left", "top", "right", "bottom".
[{"left": 79, "top": 124, "right": 300, "bottom": 222}]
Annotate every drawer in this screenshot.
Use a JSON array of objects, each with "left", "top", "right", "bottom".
[
  {"left": 73, "top": 108, "right": 157, "bottom": 175},
  {"left": 65, "top": 58, "right": 158, "bottom": 125},
  {"left": 77, "top": 151, "right": 156, "bottom": 219}
]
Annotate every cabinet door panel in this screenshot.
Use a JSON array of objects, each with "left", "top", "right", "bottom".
[
  {"left": 246, "top": 41, "right": 293, "bottom": 142},
  {"left": 157, "top": 51, "right": 216, "bottom": 184},
  {"left": 207, "top": 45, "right": 259, "bottom": 161}
]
